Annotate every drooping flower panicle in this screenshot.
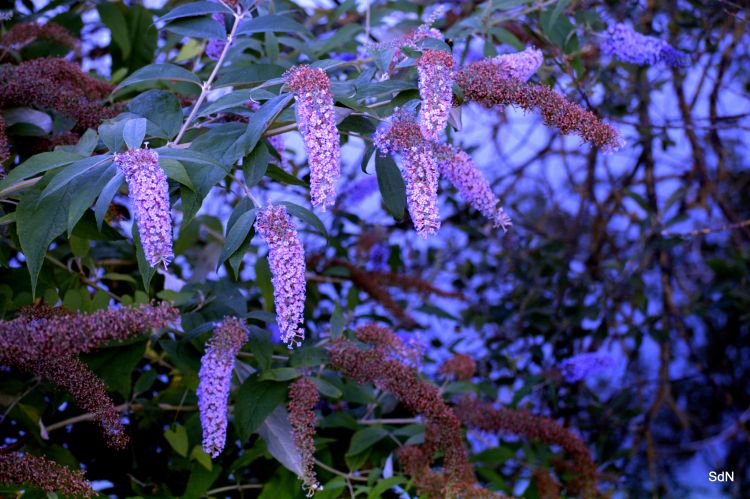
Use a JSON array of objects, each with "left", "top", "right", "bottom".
[
  {"left": 434, "top": 143, "right": 512, "bottom": 231},
  {"left": 288, "top": 378, "right": 321, "bottom": 496},
  {"left": 114, "top": 148, "right": 174, "bottom": 269},
  {"left": 457, "top": 59, "right": 624, "bottom": 151},
  {"left": 0, "top": 303, "right": 178, "bottom": 447},
  {"left": 417, "top": 49, "right": 455, "bottom": 140},
  {"left": 198, "top": 317, "right": 248, "bottom": 458},
  {"left": 601, "top": 23, "right": 689, "bottom": 68},
  {"left": 255, "top": 204, "right": 307, "bottom": 347},
  {"left": 373, "top": 110, "right": 441, "bottom": 237},
  {"left": 0, "top": 452, "right": 94, "bottom": 497},
  {"left": 284, "top": 65, "right": 341, "bottom": 211},
  {"left": 491, "top": 46, "right": 543, "bottom": 82}
]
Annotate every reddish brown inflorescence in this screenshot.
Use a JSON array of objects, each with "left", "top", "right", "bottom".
[
  {"left": 0, "top": 452, "right": 94, "bottom": 497},
  {"left": 454, "top": 396, "right": 599, "bottom": 497},
  {"left": 439, "top": 353, "right": 477, "bottom": 381},
  {"left": 456, "top": 59, "right": 623, "bottom": 151},
  {"left": 327, "top": 330, "right": 502, "bottom": 498},
  {"left": 288, "top": 377, "right": 321, "bottom": 496},
  {"left": 0, "top": 22, "right": 80, "bottom": 54},
  {"left": 0, "top": 58, "right": 116, "bottom": 133},
  {"left": 0, "top": 303, "right": 178, "bottom": 447}
]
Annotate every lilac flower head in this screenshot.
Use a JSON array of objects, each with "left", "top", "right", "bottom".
[
  {"left": 601, "top": 23, "right": 689, "bottom": 68},
  {"left": 284, "top": 65, "right": 341, "bottom": 211},
  {"left": 373, "top": 109, "right": 441, "bottom": 237},
  {"left": 492, "top": 47, "right": 543, "bottom": 81},
  {"left": 417, "top": 49, "right": 455, "bottom": 140},
  {"left": 206, "top": 14, "right": 227, "bottom": 61},
  {"left": 434, "top": 143, "right": 511, "bottom": 231},
  {"left": 198, "top": 316, "right": 248, "bottom": 457},
  {"left": 114, "top": 148, "right": 173, "bottom": 268},
  {"left": 559, "top": 352, "right": 614, "bottom": 382},
  {"left": 255, "top": 204, "right": 307, "bottom": 347}
]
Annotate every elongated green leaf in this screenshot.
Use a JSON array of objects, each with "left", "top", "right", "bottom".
[
  {"left": 256, "top": 406, "right": 304, "bottom": 476},
  {"left": 375, "top": 154, "right": 406, "bottom": 219},
  {"left": 127, "top": 90, "right": 183, "bottom": 139},
  {"left": 160, "top": 159, "right": 194, "bottom": 190},
  {"left": 95, "top": 171, "right": 124, "bottom": 230},
  {"left": 278, "top": 201, "right": 327, "bottom": 237},
  {"left": 218, "top": 206, "right": 256, "bottom": 269},
  {"left": 67, "top": 163, "right": 118, "bottom": 234},
  {"left": 243, "top": 142, "right": 271, "bottom": 188},
  {"left": 114, "top": 63, "right": 202, "bottom": 93},
  {"left": 224, "top": 93, "right": 293, "bottom": 162},
  {"left": 347, "top": 427, "right": 388, "bottom": 456},
  {"left": 165, "top": 16, "right": 225, "bottom": 40},
  {"left": 266, "top": 164, "right": 306, "bottom": 187},
  {"left": 156, "top": 1, "right": 230, "bottom": 23},
  {"left": 41, "top": 155, "right": 114, "bottom": 200},
  {"left": 0, "top": 151, "right": 83, "bottom": 191},
  {"left": 238, "top": 14, "right": 306, "bottom": 35},
  {"left": 235, "top": 376, "right": 288, "bottom": 443},
  {"left": 133, "top": 224, "right": 157, "bottom": 291},
  {"left": 123, "top": 118, "right": 147, "bottom": 150},
  {"left": 214, "top": 64, "right": 286, "bottom": 89},
  {"left": 98, "top": 3, "right": 132, "bottom": 59}
]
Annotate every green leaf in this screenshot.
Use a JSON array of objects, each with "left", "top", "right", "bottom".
[
  {"left": 165, "top": 16, "right": 226, "bottom": 40},
  {"left": 256, "top": 406, "right": 304, "bottom": 476},
  {"left": 99, "top": 119, "right": 128, "bottom": 153},
  {"left": 0, "top": 151, "right": 82, "bottom": 191},
  {"left": 330, "top": 303, "right": 345, "bottom": 339},
  {"left": 247, "top": 325, "right": 273, "bottom": 370},
  {"left": 234, "top": 376, "right": 288, "bottom": 443},
  {"left": 133, "top": 224, "right": 157, "bottom": 291},
  {"left": 156, "top": 1, "right": 230, "bottom": 23},
  {"left": 266, "top": 164, "right": 306, "bottom": 187},
  {"left": 159, "top": 159, "right": 194, "bottom": 190},
  {"left": 41, "top": 155, "right": 113, "bottom": 200},
  {"left": 243, "top": 142, "right": 271, "bottom": 188},
  {"left": 375, "top": 154, "right": 406, "bottom": 219},
  {"left": 123, "top": 118, "right": 147, "bottom": 150},
  {"left": 238, "top": 14, "right": 307, "bottom": 35},
  {"left": 66, "top": 162, "right": 118, "bottom": 235},
  {"left": 311, "top": 377, "right": 342, "bottom": 399},
  {"left": 127, "top": 90, "right": 183, "bottom": 139},
  {"left": 218, "top": 205, "right": 256, "bottom": 270},
  {"left": 82, "top": 340, "right": 147, "bottom": 397},
  {"left": 98, "top": 3, "right": 132, "bottom": 59},
  {"left": 197, "top": 88, "right": 257, "bottom": 116},
  {"left": 259, "top": 367, "right": 299, "bottom": 382},
  {"left": 225, "top": 93, "right": 293, "bottom": 163},
  {"left": 94, "top": 171, "right": 124, "bottom": 230},
  {"left": 360, "top": 143, "right": 375, "bottom": 173},
  {"left": 214, "top": 64, "right": 285, "bottom": 88},
  {"left": 164, "top": 425, "right": 189, "bottom": 457},
  {"left": 114, "top": 63, "right": 202, "bottom": 93},
  {"left": 368, "top": 477, "right": 405, "bottom": 499},
  {"left": 346, "top": 427, "right": 388, "bottom": 456},
  {"left": 278, "top": 201, "right": 327, "bottom": 237}
]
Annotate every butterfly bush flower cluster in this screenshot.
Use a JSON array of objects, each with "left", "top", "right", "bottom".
[
  {"left": 439, "top": 353, "right": 477, "bottom": 381},
  {"left": 288, "top": 378, "right": 322, "bottom": 496},
  {"left": 601, "top": 23, "right": 689, "bottom": 68},
  {"left": 0, "top": 303, "right": 178, "bottom": 447},
  {"left": 114, "top": 148, "right": 174, "bottom": 268},
  {"left": 0, "top": 21, "right": 80, "bottom": 54},
  {"left": 284, "top": 65, "right": 341, "bottom": 211},
  {"left": 434, "top": 143, "right": 512, "bottom": 231},
  {"left": 559, "top": 352, "right": 614, "bottom": 382},
  {"left": 0, "top": 452, "right": 94, "bottom": 497},
  {"left": 417, "top": 49, "right": 455, "bottom": 140},
  {"left": 374, "top": 110, "right": 441, "bottom": 237},
  {"left": 255, "top": 204, "right": 307, "bottom": 347},
  {"left": 198, "top": 317, "right": 248, "bottom": 457},
  {"left": 491, "top": 46, "right": 543, "bottom": 81}
]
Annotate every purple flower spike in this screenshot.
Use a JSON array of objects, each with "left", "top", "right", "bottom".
[
  {"left": 114, "top": 148, "right": 173, "bottom": 268},
  {"left": 255, "top": 204, "right": 307, "bottom": 347},
  {"left": 284, "top": 65, "right": 341, "bottom": 211},
  {"left": 601, "top": 23, "right": 689, "bottom": 68},
  {"left": 492, "top": 47, "right": 543, "bottom": 82},
  {"left": 434, "top": 143, "right": 511, "bottom": 231},
  {"left": 198, "top": 317, "right": 248, "bottom": 458},
  {"left": 417, "top": 49, "right": 455, "bottom": 141},
  {"left": 559, "top": 352, "right": 614, "bottom": 383},
  {"left": 373, "top": 110, "right": 441, "bottom": 237}
]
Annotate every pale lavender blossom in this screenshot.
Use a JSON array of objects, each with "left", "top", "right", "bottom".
[
  {"left": 255, "top": 204, "right": 307, "bottom": 347},
  {"left": 417, "top": 49, "right": 455, "bottom": 140},
  {"left": 434, "top": 143, "right": 511, "bottom": 231},
  {"left": 284, "top": 65, "right": 341, "bottom": 211},
  {"left": 559, "top": 352, "right": 614, "bottom": 383},
  {"left": 198, "top": 316, "right": 248, "bottom": 457},
  {"left": 114, "top": 148, "right": 173, "bottom": 268},
  {"left": 373, "top": 109, "right": 441, "bottom": 237},
  {"left": 492, "top": 46, "right": 543, "bottom": 81},
  {"left": 206, "top": 14, "right": 226, "bottom": 61},
  {"left": 601, "top": 23, "right": 689, "bottom": 68}
]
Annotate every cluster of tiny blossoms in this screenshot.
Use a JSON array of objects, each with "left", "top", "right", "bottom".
[
  {"left": 0, "top": 304, "right": 178, "bottom": 447},
  {"left": 491, "top": 46, "right": 543, "bottom": 82},
  {"left": 288, "top": 378, "right": 322, "bottom": 496},
  {"left": 0, "top": 452, "right": 94, "bottom": 497},
  {"left": 374, "top": 110, "right": 441, "bottom": 237},
  {"left": 559, "top": 352, "right": 614, "bottom": 383},
  {"left": 198, "top": 317, "right": 248, "bottom": 457},
  {"left": 601, "top": 23, "right": 689, "bottom": 68},
  {"left": 0, "top": 22, "right": 80, "bottom": 54},
  {"left": 114, "top": 148, "right": 174, "bottom": 269},
  {"left": 434, "top": 143, "right": 512, "bottom": 231},
  {"left": 284, "top": 65, "right": 341, "bottom": 211},
  {"left": 439, "top": 353, "right": 477, "bottom": 381},
  {"left": 255, "top": 204, "right": 307, "bottom": 347},
  {"left": 417, "top": 49, "right": 455, "bottom": 140}
]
